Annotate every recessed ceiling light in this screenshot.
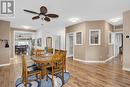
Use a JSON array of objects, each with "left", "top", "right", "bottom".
[
  {"left": 109, "top": 17, "right": 122, "bottom": 23},
  {"left": 21, "top": 25, "right": 31, "bottom": 29},
  {"left": 69, "top": 18, "right": 80, "bottom": 23}
]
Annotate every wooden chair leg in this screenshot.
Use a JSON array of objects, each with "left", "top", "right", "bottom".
[
  {"left": 40, "top": 72, "right": 42, "bottom": 80},
  {"left": 36, "top": 74, "right": 39, "bottom": 79},
  {"left": 24, "top": 77, "right": 28, "bottom": 87},
  {"left": 46, "top": 75, "right": 48, "bottom": 81},
  {"left": 52, "top": 66, "right": 54, "bottom": 87},
  {"left": 24, "top": 83, "right": 27, "bottom": 87},
  {"left": 65, "top": 66, "right": 66, "bottom": 72},
  {"left": 41, "top": 64, "right": 44, "bottom": 79},
  {"left": 62, "top": 69, "right": 64, "bottom": 85}
]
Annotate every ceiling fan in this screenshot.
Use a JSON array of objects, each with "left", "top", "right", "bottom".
[{"left": 23, "top": 6, "right": 59, "bottom": 22}]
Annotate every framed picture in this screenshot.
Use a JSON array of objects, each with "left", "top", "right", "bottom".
[
  {"left": 37, "top": 38, "right": 42, "bottom": 47},
  {"left": 75, "top": 31, "right": 83, "bottom": 45},
  {"left": 89, "top": 29, "right": 101, "bottom": 45},
  {"left": 46, "top": 37, "right": 52, "bottom": 48}
]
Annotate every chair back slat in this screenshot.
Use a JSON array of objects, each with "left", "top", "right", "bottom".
[
  {"left": 47, "top": 48, "right": 53, "bottom": 53},
  {"left": 51, "top": 52, "right": 65, "bottom": 70},
  {"left": 36, "top": 49, "right": 44, "bottom": 58}
]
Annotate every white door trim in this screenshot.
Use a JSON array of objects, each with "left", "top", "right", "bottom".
[{"left": 66, "top": 32, "right": 75, "bottom": 58}]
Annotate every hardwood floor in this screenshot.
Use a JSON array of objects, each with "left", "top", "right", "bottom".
[
  {"left": 0, "top": 56, "right": 130, "bottom": 87},
  {"left": 0, "top": 63, "right": 15, "bottom": 87},
  {"left": 64, "top": 56, "right": 130, "bottom": 87}
]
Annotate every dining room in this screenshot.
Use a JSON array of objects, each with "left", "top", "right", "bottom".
[{"left": 14, "top": 48, "right": 69, "bottom": 87}]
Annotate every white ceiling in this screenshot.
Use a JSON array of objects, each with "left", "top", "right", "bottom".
[{"left": 1, "top": 0, "right": 130, "bottom": 30}]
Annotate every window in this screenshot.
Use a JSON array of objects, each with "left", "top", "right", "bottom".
[
  {"left": 89, "top": 29, "right": 101, "bottom": 45},
  {"left": 75, "top": 32, "right": 83, "bottom": 45}
]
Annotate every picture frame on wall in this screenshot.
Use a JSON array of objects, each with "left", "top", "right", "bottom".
[
  {"left": 89, "top": 29, "right": 101, "bottom": 45},
  {"left": 75, "top": 31, "right": 83, "bottom": 45},
  {"left": 46, "top": 37, "right": 52, "bottom": 48},
  {"left": 37, "top": 38, "right": 42, "bottom": 47}
]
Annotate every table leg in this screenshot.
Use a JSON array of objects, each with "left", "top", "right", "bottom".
[
  {"left": 41, "top": 64, "right": 44, "bottom": 79},
  {"left": 41, "top": 63, "right": 48, "bottom": 79}
]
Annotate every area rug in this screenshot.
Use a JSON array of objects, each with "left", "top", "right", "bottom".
[{"left": 16, "top": 72, "right": 70, "bottom": 87}]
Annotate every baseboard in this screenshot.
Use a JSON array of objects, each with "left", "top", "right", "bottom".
[
  {"left": 73, "top": 58, "right": 105, "bottom": 63},
  {"left": 73, "top": 58, "right": 87, "bottom": 63},
  {"left": 123, "top": 67, "right": 130, "bottom": 72},
  {"left": 105, "top": 56, "right": 115, "bottom": 63},
  {"left": 73, "top": 56, "right": 115, "bottom": 64},
  {"left": 0, "top": 63, "right": 10, "bottom": 67},
  {"left": 85, "top": 61, "right": 105, "bottom": 63}
]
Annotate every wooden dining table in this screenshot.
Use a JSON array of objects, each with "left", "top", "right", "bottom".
[{"left": 31, "top": 54, "right": 53, "bottom": 78}]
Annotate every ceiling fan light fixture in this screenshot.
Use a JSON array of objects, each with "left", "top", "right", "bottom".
[{"left": 23, "top": 5, "right": 59, "bottom": 22}]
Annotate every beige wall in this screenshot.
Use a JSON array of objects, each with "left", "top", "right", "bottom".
[
  {"left": 11, "top": 27, "right": 37, "bottom": 32},
  {"left": 105, "top": 22, "right": 114, "bottom": 59},
  {"left": 66, "top": 22, "right": 86, "bottom": 60},
  {"left": 66, "top": 20, "right": 114, "bottom": 61},
  {"left": 85, "top": 21, "right": 106, "bottom": 61},
  {"left": 113, "top": 25, "right": 123, "bottom": 32},
  {"left": 0, "top": 20, "right": 10, "bottom": 64},
  {"left": 123, "top": 10, "right": 130, "bottom": 69}
]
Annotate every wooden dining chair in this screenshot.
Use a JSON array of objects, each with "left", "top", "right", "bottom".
[
  {"left": 59, "top": 50, "right": 67, "bottom": 72},
  {"left": 31, "top": 49, "right": 36, "bottom": 57},
  {"left": 35, "top": 49, "right": 45, "bottom": 58},
  {"left": 54, "top": 50, "right": 67, "bottom": 72},
  {"left": 21, "top": 54, "right": 42, "bottom": 87},
  {"left": 47, "top": 53, "right": 65, "bottom": 87},
  {"left": 47, "top": 48, "right": 53, "bottom": 53},
  {"left": 54, "top": 49, "right": 60, "bottom": 54}
]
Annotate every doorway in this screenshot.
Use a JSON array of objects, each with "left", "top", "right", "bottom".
[
  {"left": 66, "top": 33, "right": 74, "bottom": 58},
  {"left": 114, "top": 32, "right": 123, "bottom": 57},
  {"left": 14, "top": 31, "right": 35, "bottom": 56}
]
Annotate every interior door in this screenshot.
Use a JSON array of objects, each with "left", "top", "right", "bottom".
[{"left": 69, "top": 35, "right": 74, "bottom": 56}]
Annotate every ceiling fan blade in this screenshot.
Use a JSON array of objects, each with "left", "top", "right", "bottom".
[
  {"left": 23, "top": 9, "right": 39, "bottom": 14},
  {"left": 32, "top": 16, "right": 40, "bottom": 20},
  {"left": 40, "top": 6, "right": 47, "bottom": 14},
  {"left": 44, "top": 17, "right": 50, "bottom": 22},
  {"left": 46, "top": 14, "right": 59, "bottom": 18}
]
